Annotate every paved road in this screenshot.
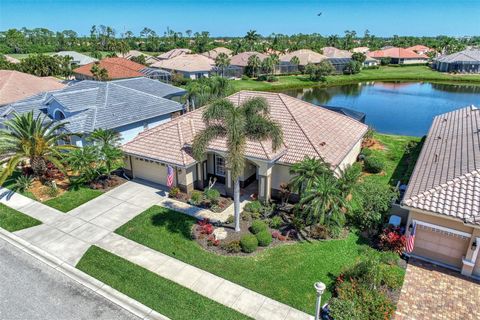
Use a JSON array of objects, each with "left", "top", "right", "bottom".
[{"left": 0, "top": 238, "right": 139, "bottom": 320}]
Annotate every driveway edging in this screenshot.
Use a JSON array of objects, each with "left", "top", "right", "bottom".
[{"left": 0, "top": 227, "right": 170, "bottom": 320}]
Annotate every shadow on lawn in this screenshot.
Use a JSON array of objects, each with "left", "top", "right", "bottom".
[
  {"left": 389, "top": 136, "right": 425, "bottom": 186},
  {"left": 150, "top": 208, "right": 194, "bottom": 240}
]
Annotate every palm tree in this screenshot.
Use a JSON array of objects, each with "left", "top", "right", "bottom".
[
  {"left": 0, "top": 112, "right": 74, "bottom": 184},
  {"left": 337, "top": 164, "right": 361, "bottom": 199},
  {"left": 214, "top": 52, "right": 231, "bottom": 77},
  {"left": 90, "top": 62, "right": 109, "bottom": 81},
  {"left": 298, "top": 174, "right": 346, "bottom": 228},
  {"left": 269, "top": 54, "right": 280, "bottom": 75},
  {"left": 290, "top": 56, "right": 300, "bottom": 71},
  {"left": 244, "top": 30, "right": 260, "bottom": 51},
  {"left": 87, "top": 129, "right": 123, "bottom": 177},
  {"left": 192, "top": 97, "right": 283, "bottom": 232},
  {"left": 289, "top": 156, "right": 331, "bottom": 197},
  {"left": 66, "top": 145, "right": 100, "bottom": 183},
  {"left": 88, "top": 128, "right": 121, "bottom": 147},
  {"left": 185, "top": 76, "right": 232, "bottom": 110},
  {"left": 247, "top": 54, "right": 261, "bottom": 78}
]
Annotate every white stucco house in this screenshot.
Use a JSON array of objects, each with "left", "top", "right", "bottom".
[
  {"left": 122, "top": 91, "right": 368, "bottom": 201},
  {"left": 0, "top": 77, "right": 186, "bottom": 145}
]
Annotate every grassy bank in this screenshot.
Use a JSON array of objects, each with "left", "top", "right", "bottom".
[
  {"left": 115, "top": 205, "right": 404, "bottom": 314},
  {"left": 0, "top": 203, "right": 41, "bottom": 232},
  {"left": 77, "top": 246, "right": 251, "bottom": 320},
  {"left": 231, "top": 66, "right": 480, "bottom": 92}
]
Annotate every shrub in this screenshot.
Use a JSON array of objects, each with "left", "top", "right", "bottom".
[
  {"left": 240, "top": 234, "right": 258, "bottom": 253},
  {"left": 343, "top": 60, "right": 362, "bottom": 75},
  {"left": 44, "top": 181, "right": 59, "bottom": 197},
  {"left": 203, "top": 188, "right": 220, "bottom": 205},
  {"left": 272, "top": 230, "right": 287, "bottom": 241},
  {"left": 309, "top": 224, "right": 329, "bottom": 239},
  {"left": 360, "top": 147, "right": 372, "bottom": 157},
  {"left": 207, "top": 235, "right": 220, "bottom": 246},
  {"left": 378, "top": 226, "right": 406, "bottom": 254},
  {"left": 250, "top": 220, "right": 268, "bottom": 234},
  {"left": 244, "top": 200, "right": 262, "bottom": 213},
  {"left": 221, "top": 240, "right": 241, "bottom": 253},
  {"left": 380, "top": 57, "right": 391, "bottom": 65},
  {"left": 14, "top": 175, "right": 33, "bottom": 193},
  {"left": 363, "top": 156, "right": 385, "bottom": 174},
  {"left": 266, "top": 75, "right": 278, "bottom": 82},
  {"left": 328, "top": 298, "right": 359, "bottom": 320},
  {"left": 225, "top": 215, "right": 234, "bottom": 224},
  {"left": 169, "top": 187, "right": 180, "bottom": 198},
  {"left": 189, "top": 190, "right": 203, "bottom": 205},
  {"left": 197, "top": 219, "right": 214, "bottom": 235},
  {"left": 256, "top": 230, "right": 273, "bottom": 247},
  {"left": 241, "top": 75, "right": 250, "bottom": 80},
  {"left": 269, "top": 216, "right": 283, "bottom": 229}
]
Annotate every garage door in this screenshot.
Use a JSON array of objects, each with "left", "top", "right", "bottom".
[
  {"left": 413, "top": 225, "right": 471, "bottom": 269},
  {"left": 132, "top": 158, "right": 170, "bottom": 186}
]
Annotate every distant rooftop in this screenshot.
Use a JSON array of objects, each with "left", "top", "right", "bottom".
[{"left": 55, "top": 51, "right": 98, "bottom": 65}]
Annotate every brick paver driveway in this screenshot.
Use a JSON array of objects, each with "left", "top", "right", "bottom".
[{"left": 395, "top": 258, "right": 480, "bottom": 320}]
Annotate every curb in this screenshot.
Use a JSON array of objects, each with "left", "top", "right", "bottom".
[{"left": 0, "top": 227, "right": 170, "bottom": 320}]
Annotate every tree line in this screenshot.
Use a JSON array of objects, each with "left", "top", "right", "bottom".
[{"left": 1, "top": 27, "right": 478, "bottom": 56}]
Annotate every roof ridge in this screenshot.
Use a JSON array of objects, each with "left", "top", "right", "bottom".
[
  {"left": 177, "top": 120, "right": 187, "bottom": 165},
  {"left": 110, "top": 80, "right": 179, "bottom": 101},
  {"left": 405, "top": 169, "right": 480, "bottom": 203},
  {"left": 278, "top": 93, "right": 324, "bottom": 159}
]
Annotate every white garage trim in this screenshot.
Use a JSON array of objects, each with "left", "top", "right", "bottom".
[{"left": 413, "top": 219, "right": 472, "bottom": 238}]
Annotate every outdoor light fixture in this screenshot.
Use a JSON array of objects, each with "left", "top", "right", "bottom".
[
  {"left": 314, "top": 282, "right": 326, "bottom": 320},
  {"left": 408, "top": 223, "right": 413, "bottom": 233},
  {"left": 472, "top": 240, "right": 477, "bottom": 251}
]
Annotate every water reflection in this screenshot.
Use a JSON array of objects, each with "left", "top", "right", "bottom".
[{"left": 280, "top": 82, "right": 480, "bottom": 136}]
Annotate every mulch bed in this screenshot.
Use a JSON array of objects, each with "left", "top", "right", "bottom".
[
  {"left": 169, "top": 191, "right": 233, "bottom": 213},
  {"left": 89, "top": 174, "right": 127, "bottom": 191}
]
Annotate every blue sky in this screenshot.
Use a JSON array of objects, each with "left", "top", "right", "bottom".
[{"left": 0, "top": 0, "right": 479, "bottom": 37}]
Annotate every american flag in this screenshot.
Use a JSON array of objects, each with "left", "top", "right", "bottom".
[
  {"left": 405, "top": 222, "right": 417, "bottom": 253},
  {"left": 167, "top": 165, "right": 174, "bottom": 187}
]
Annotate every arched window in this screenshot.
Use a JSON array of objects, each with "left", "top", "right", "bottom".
[{"left": 53, "top": 109, "right": 66, "bottom": 120}]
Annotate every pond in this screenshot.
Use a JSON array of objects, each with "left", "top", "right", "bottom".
[{"left": 280, "top": 82, "right": 480, "bottom": 136}]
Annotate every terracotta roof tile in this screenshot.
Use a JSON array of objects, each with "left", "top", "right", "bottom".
[
  {"left": 368, "top": 47, "right": 428, "bottom": 59},
  {"left": 151, "top": 54, "right": 215, "bottom": 72},
  {"left": 73, "top": 57, "right": 145, "bottom": 79}
]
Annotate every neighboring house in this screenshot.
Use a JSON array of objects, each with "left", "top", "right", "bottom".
[
  {"left": 367, "top": 47, "right": 428, "bottom": 64},
  {"left": 406, "top": 45, "right": 434, "bottom": 55},
  {"left": 434, "top": 49, "right": 480, "bottom": 74},
  {"left": 73, "top": 57, "right": 168, "bottom": 81},
  {"left": 122, "top": 91, "right": 367, "bottom": 201},
  {"left": 54, "top": 51, "right": 98, "bottom": 66},
  {"left": 0, "top": 77, "right": 186, "bottom": 145},
  {"left": 402, "top": 106, "right": 480, "bottom": 278},
  {"left": 321, "top": 46, "right": 378, "bottom": 71},
  {"left": 3, "top": 54, "right": 20, "bottom": 64},
  {"left": 151, "top": 54, "right": 215, "bottom": 79},
  {"left": 352, "top": 47, "right": 370, "bottom": 54},
  {"left": 280, "top": 49, "right": 327, "bottom": 66},
  {"left": 202, "top": 47, "right": 233, "bottom": 60},
  {"left": 228, "top": 51, "right": 268, "bottom": 77},
  {"left": 121, "top": 50, "right": 159, "bottom": 65},
  {"left": 157, "top": 48, "right": 191, "bottom": 60},
  {"left": 0, "top": 70, "right": 66, "bottom": 106}
]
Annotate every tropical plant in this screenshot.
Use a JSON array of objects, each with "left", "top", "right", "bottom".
[
  {"left": 343, "top": 60, "right": 362, "bottom": 75},
  {"left": 337, "top": 163, "right": 362, "bottom": 198},
  {"left": 87, "top": 128, "right": 123, "bottom": 177},
  {"left": 214, "top": 52, "right": 231, "bottom": 77},
  {"left": 298, "top": 174, "right": 347, "bottom": 228},
  {"left": 90, "top": 61, "right": 109, "bottom": 80},
  {"left": 289, "top": 156, "right": 331, "bottom": 197},
  {"left": 185, "top": 76, "right": 232, "bottom": 110},
  {"left": 65, "top": 146, "right": 101, "bottom": 183},
  {"left": 0, "top": 112, "right": 74, "bottom": 185},
  {"left": 192, "top": 97, "right": 283, "bottom": 232},
  {"left": 13, "top": 175, "right": 34, "bottom": 193},
  {"left": 290, "top": 55, "right": 300, "bottom": 66},
  {"left": 351, "top": 52, "right": 366, "bottom": 63},
  {"left": 246, "top": 54, "right": 261, "bottom": 78},
  {"left": 304, "top": 60, "right": 335, "bottom": 81},
  {"left": 244, "top": 30, "right": 260, "bottom": 51},
  {"left": 88, "top": 128, "right": 122, "bottom": 147}
]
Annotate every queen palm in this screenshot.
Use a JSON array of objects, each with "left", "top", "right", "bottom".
[
  {"left": 289, "top": 156, "right": 331, "bottom": 197},
  {"left": 192, "top": 97, "right": 283, "bottom": 232},
  {"left": 247, "top": 54, "right": 261, "bottom": 78},
  {"left": 214, "top": 53, "right": 231, "bottom": 77},
  {"left": 0, "top": 112, "right": 74, "bottom": 185}
]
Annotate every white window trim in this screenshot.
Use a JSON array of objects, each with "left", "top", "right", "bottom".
[
  {"left": 215, "top": 155, "right": 226, "bottom": 177},
  {"left": 413, "top": 219, "right": 472, "bottom": 238}
]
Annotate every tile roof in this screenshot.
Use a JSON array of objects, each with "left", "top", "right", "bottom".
[
  {"left": 229, "top": 52, "right": 268, "bottom": 67},
  {"left": 3, "top": 55, "right": 20, "bottom": 64},
  {"left": 402, "top": 106, "right": 480, "bottom": 225},
  {"left": 123, "top": 91, "right": 368, "bottom": 168},
  {"left": 73, "top": 57, "right": 146, "bottom": 79},
  {"left": 121, "top": 50, "right": 159, "bottom": 64},
  {"left": 280, "top": 49, "right": 327, "bottom": 66},
  {"left": 321, "top": 47, "right": 352, "bottom": 58},
  {"left": 55, "top": 51, "right": 98, "bottom": 65},
  {"left": 202, "top": 47, "right": 233, "bottom": 60},
  {"left": 367, "top": 47, "right": 428, "bottom": 59},
  {"left": 157, "top": 48, "right": 191, "bottom": 60},
  {"left": 1, "top": 78, "right": 184, "bottom": 134},
  {"left": 0, "top": 70, "right": 66, "bottom": 105},
  {"left": 151, "top": 54, "right": 215, "bottom": 72},
  {"left": 406, "top": 45, "right": 433, "bottom": 53},
  {"left": 435, "top": 49, "right": 480, "bottom": 63},
  {"left": 352, "top": 47, "right": 370, "bottom": 54}
]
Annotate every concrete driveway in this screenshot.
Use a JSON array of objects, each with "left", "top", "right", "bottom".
[{"left": 394, "top": 258, "right": 480, "bottom": 320}]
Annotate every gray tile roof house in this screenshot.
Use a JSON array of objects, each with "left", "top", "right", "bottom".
[
  {"left": 434, "top": 49, "right": 480, "bottom": 73},
  {"left": 0, "top": 77, "right": 186, "bottom": 143},
  {"left": 402, "top": 106, "right": 480, "bottom": 225},
  {"left": 54, "top": 51, "right": 98, "bottom": 65}
]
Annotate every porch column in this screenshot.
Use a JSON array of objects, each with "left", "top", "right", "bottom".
[
  {"left": 462, "top": 230, "right": 480, "bottom": 277},
  {"left": 194, "top": 162, "right": 206, "bottom": 190},
  {"left": 258, "top": 166, "right": 272, "bottom": 202},
  {"left": 225, "top": 169, "right": 234, "bottom": 198}
]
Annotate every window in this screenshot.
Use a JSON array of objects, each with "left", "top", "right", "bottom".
[{"left": 215, "top": 155, "right": 226, "bottom": 177}]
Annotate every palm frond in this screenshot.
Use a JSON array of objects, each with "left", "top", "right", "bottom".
[{"left": 192, "top": 125, "right": 227, "bottom": 161}]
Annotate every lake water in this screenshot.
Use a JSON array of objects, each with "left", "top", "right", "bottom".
[{"left": 280, "top": 82, "right": 480, "bottom": 136}]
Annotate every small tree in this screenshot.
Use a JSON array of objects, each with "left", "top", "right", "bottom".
[
  {"left": 351, "top": 52, "right": 366, "bottom": 63},
  {"left": 289, "top": 156, "right": 331, "bottom": 197},
  {"left": 90, "top": 62, "right": 109, "bottom": 80},
  {"left": 305, "top": 60, "right": 335, "bottom": 81},
  {"left": 246, "top": 54, "right": 261, "bottom": 78},
  {"left": 343, "top": 60, "right": 362, "bottom": 75},
  {"left": 214, "top": 52, "right": 231, "bottom": 77}
]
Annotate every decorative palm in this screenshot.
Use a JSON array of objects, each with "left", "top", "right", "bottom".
[
  {"left": 88, "top": 128, "right": 122, "bottom": 147},
  {"left": 290, "top": 56, "right": 300, "bottom": 67},
  {"left": 298, "top": 174, "right": 346, "bottom": 228},
  {"left": 289, "top": 156, "right": 331, "bottom": 197},
  {"left": 247, "top": 55, "right": 261, "bottom": 78},
  {"left": 269, "top": 54, "right": 280, "bottom": 75},
  {"left": 244, "top": 30, "right": 260, "bottom": 51},
  {"left": 0, "top": 112, "right": 75, "bottom": 185},
  {"left": 214, "top": 53, "right": 231, "bottom": 77},
  {"left": 192, "top": 97, "right": 283, "bottom": 232},
  {"left": 88, "top": 128, "right": 123, "bottom": 177},
  {"left": 337, "top": 164, "right": 362, "bottom": 199}
]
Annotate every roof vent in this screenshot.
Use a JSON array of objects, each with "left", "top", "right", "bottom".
[
  {"left": 443, "top": 118, "right": 447, "bottom": 122},
  {"left": 436, "top": 136, "right": 442, "bottom": 140},
  {"left": 319, "top": 142, "right": 326, "bottom": 147},
  {"left": 434, "top": 153, "right": 439, "bottom": 162}
]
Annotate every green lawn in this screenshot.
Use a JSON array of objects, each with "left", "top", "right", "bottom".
[
  {"left": 0, "top": 203, "right": 41, "bottom": 232},
  {"left": 43, "top": 187, "right": 103, "bottom": 212},
  {"left": 115, "top": 205, "right": 403, "bottom": 314},
  {"left": 365, "top": 133, "right": 423, "bottom": 186},
  {"left": 77, "top": 246, "right": 251, "bottom": 320},
  {"left": 231, "top": 66, "right": 480, "bottom": 92}
]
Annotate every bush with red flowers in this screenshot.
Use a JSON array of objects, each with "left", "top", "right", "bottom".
[
  {"left": 197, "top": 219, "right": 214, "bottom": 235},
  {"left": 378, "top": 226, "right": 406, "bottom": 255},
  {"left": 207, "top": 235, "right": 220, "bottom": 246}
]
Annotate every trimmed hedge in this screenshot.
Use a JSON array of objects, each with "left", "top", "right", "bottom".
[
  {"left": 256, "top": 230, "right": 273, "bottom": 247},
  {"left": 240, "top": 234, "right": 258, "bottom": 253},
  {"left": 364, "top": 156, "right": 385, "bottom": 174},
  {"left": 250, "top": 220, "right": 268, "bottom": 234}
]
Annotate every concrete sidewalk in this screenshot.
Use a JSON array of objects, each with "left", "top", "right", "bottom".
[{"left": 0, "top": 182, "right": 313, "bottom": 320}]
